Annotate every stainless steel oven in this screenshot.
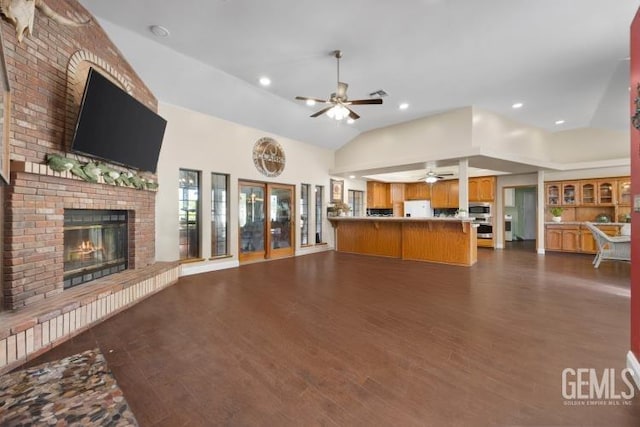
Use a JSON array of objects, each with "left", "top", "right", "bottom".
[{"left": 473, "top": 216, "right": 493, "bottom": 239}]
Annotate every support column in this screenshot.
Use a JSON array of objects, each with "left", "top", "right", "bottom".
[
  {"left": 537, "top": 170, "right": 545, "bottom": 254},
  {"left": 458, "top": 159, "right": 469, "bottom": 212}
]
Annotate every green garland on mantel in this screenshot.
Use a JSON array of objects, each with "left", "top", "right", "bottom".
[{"left": 45, "top": 154, "right": 158, "bottom": 190}]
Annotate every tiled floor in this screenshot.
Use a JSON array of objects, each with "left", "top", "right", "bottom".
[{"left": 23, "top": 248, "right": 640, "bottom": 426}]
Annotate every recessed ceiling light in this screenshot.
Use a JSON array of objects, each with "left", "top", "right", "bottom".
[
  {"left": 349, "top": 175, "right": 356, "bottom": 179},
  {"left": 399, "top": 103, "right": 409, "bottom": 110},
  {"left": 259, "top": 77, "right": 271, "bottom": 87},
  {"left": 306, "top": 99, "right": 316, "bottom": 106},
  {"left": 149, "top": 25, "right": 170, "bottom": 38},
  {"left": 347, "top": 118, "right": 355, "bottom": 124},
  {"left": 555, "top": 119, "right": 565, "bottom": 125},
  {"left": 512, "top": 102, "right": 523, "bottom": 109}
]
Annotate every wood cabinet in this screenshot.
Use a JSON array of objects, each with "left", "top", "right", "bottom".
[
  {"left": 469, "top": 176, "right": 495, "bottom": 202},
  {"left": 580, "top": 181, "right": 597, "bottom": 205},
  {"left": 545, "top": 177, "right": 630, "bottom": 224},
  {"left": 545, "top": 227, "right": 563, "bottom": 251},
  {"left": 367, "top": 182, "right": 391, "bottom": 208},
  {"left": 580, "top": 229, "right": 597, "bottom": 254},
  {"left": 618, "top": 179, "right": 631, "bottom": 206},
  {"left": 545, "top": 225, "right": 580, "bottom": 252},
  {"left": 390, "top": 183, "right": 405, "bottom": 217},
  {"left": 561, "top": 182, "right": 578, "bottom": 206},
  {"left": 545, "top": 182, "right": 561, "bottom": 206},
  {"left": 561, "top": 227, "right": 580, "bottom": 252},
  {"left": 404, "top": 182, "right": 430, "bottom": 200},
  {"left": 597, "top": 180, "right": 616, "bottom": 206},
  {"left": 547, "top": 224, "right": 622, "bottom": 253},
  {"left": 431, "top": 180, "right": 459, "bottom": 208}
]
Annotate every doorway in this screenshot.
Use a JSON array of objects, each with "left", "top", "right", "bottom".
[
  {"left": 239, "top": 181, "right": 295, "bottom": 263},
  {"left": 503, "top": 185, "right": 537, "bottom": 250}
]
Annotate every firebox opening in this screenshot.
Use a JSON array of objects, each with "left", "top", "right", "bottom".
[{"left": 63, "top": 209, "right": 128, "bottom": 289}]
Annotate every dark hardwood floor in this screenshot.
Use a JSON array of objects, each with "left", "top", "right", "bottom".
[{"left": 25, "top": 248, "right": 638, "bottom": 426}]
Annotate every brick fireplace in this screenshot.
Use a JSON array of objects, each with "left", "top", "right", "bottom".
[
  {"left": 0, "top": 0, "right": 182, "bottom": 374},
  {"left": 3, "top": 162, "right": 156, "bottom": 310}
]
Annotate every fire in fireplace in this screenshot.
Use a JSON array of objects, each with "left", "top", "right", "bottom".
[{"left": 64, "top": 210, "right": 128, "bottom": 289}]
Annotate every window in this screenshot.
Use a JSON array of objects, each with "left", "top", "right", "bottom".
[
  {"left": 300, "top": 184, "right": 310, "bottom": 245},
  {"left": 348, "top": 190, "right": 364, "bottom": 217},
  {"left": 315, "top": 185, "right": 323, "bottom": 243},
  {"left": 179, "top": 169, "right": 200, "bottom": 260},
  {"left": 211, "top": 173, "right": 230, "bottom": 257}
]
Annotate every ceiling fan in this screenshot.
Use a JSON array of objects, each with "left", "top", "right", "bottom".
[
  {"left": 419, "top": 169, "right": 455, "bottom": 183},
  {"left": 295, "top": 50, "right": 382, "bottom": 121}
]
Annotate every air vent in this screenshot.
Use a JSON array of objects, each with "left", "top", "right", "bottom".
[{"left": 369, "top": 89, "right": 388, "bottom": 98}]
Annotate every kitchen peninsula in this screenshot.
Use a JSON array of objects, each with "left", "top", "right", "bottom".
[{"left": 328, "top": 217, "right": 477, "bottom": 266}]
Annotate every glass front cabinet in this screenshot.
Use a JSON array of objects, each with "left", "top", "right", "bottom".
[
  {"left": 618, "top": 179, "right": 631, "bottom": 206},
  {"left": 545, "top": 183, "right": 561, "bottom": 206},
  {"left": 561, "top": 182, "right": 578, "bottom": 206},
  {"left": 580, "top": 182, "right": 596, "bottom": 205},
  {"left": 597, "top": 180, "right": 616, "bottom": 206}
]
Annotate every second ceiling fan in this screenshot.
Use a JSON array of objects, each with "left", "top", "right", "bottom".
[{"left": 295, "top": 50, "right": 382, "bottom": 121}]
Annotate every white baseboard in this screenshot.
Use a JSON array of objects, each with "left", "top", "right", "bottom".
[
  {"left": 495, "top": 243, "right": 504, "bottom": 249},
  {"left": 181, "top": 259, "right": 239, "bottom": 276},
  {"left": 537, "top": 248, "right": 545, "bottom": 255},
  {"left": 627, "top": 351, "right": 640, "bottom": 390},
  {"left": 296, "top": 245, "right": 334, "bottom": 256}
]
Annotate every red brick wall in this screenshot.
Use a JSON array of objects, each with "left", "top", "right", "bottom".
[
  {"left": 2, "top": 0, "right": 157, "bottom": 163},
  {"left": 1, "top": 0, "right": 159, "bottom": 310},
  {"left": 630, "top": 8, "right": 640, "bottom": 359}
]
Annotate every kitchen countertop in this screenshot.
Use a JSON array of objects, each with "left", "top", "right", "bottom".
[
  {"left": 544, "top": 222, "right": 629, "bottom": 226},
  {"left": 330, "top": 216, "right": 475, "bottom": 222}
]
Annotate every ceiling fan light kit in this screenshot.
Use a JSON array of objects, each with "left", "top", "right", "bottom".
[{"left": 295, "top": 50, "right": 383, "bottom": 121}]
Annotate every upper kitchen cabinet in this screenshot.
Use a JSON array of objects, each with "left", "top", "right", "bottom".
[
  {"left": 561, "top": 182, "right": 578, "bottom": 206},
  {"left": 618, "top": 178, "right": 631, "bottom": 206},
  {"left": 404, "top": 182, "right": 430, "bottom": 200},
  {"left": 596, "top": 180, "right": 616, "bottom": 206},
  {"left": 545, "top": 182, "right": 561, "bottom": 206},
  {"left": 390, "top": 183, "right": 406, "bottom": 217},
  {"left": 431, "top": 180, "right": 459, "bottom": 208},
  {"left": 468, "top": 176, "right": 495, "bottom": 202},
  {"left": 367, "top": 181, "right": 391, "bottom": 208},
  {"left": 580, "top": 181, "right": 596, "bottom": 205}
]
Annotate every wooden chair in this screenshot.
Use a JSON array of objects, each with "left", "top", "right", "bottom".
[{"left": 584, "top": 222, "right": 631, "bottom": 268}]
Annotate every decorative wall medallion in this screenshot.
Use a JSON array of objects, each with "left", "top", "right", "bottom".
[
  {"left": 632, "top": 83, "right": 640, "bottom": 131},
  {"left": 253, "top": 137, "right": 286, "bottom": 177}
]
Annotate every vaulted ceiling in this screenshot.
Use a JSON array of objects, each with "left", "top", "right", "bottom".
[{"left": 78, "top": 0, "right": 640, "bottom": 149}]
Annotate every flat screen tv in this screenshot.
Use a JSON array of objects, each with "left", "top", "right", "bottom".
[{"left": 71, "top": 68, "right": 167, "bottom": 172}]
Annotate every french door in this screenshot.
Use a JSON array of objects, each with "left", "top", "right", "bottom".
[{"left": 239, "top": 181, "right": 295, "bottom": 263}]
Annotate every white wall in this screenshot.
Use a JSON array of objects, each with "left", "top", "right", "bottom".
[
  {"left": 334, "top": 106, "right": 629, "bottom": 176},
  {"left": 472, "top": 108, "right": 551, "bottom": 163},
  {"left": 156, "top": 102, "right": 335, "bottom": 271},
  {"left": 334, "top": 107, "right": 474, "bottom": 173},
  {"left": 545, "top": 165, "right": 630, "bottom": 181},
  {"left": 549, "top": 128, "right": 629, "bottom": 163}
]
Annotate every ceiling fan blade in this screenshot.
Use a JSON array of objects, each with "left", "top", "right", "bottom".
[
  {"left": 337, "top": 82, "right": 348, "bottom": 99},
  {"left": 310, "top": 106, "right": 333, "bottom": 118},
  {"left": 345, "top": 106, "right": 360, "bottom": 120},
  {"left": 295, "top": 96, "right": 329, "bottom": 103},
  {"left": 348, "top": 98, "right": 383, "bottom": 105}
]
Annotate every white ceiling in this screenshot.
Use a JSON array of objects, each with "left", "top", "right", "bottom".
[{"left": 77, "top": 0, "right": 640, "bottom": 150}]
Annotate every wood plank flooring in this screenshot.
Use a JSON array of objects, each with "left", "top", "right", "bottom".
[{"left": 23, "top": 247, "right": 640, "bottom": 426}]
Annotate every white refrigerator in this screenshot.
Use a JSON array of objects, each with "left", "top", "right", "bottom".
[{"left": 403, "top": 200, "right": 433, "bottom": 218}]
